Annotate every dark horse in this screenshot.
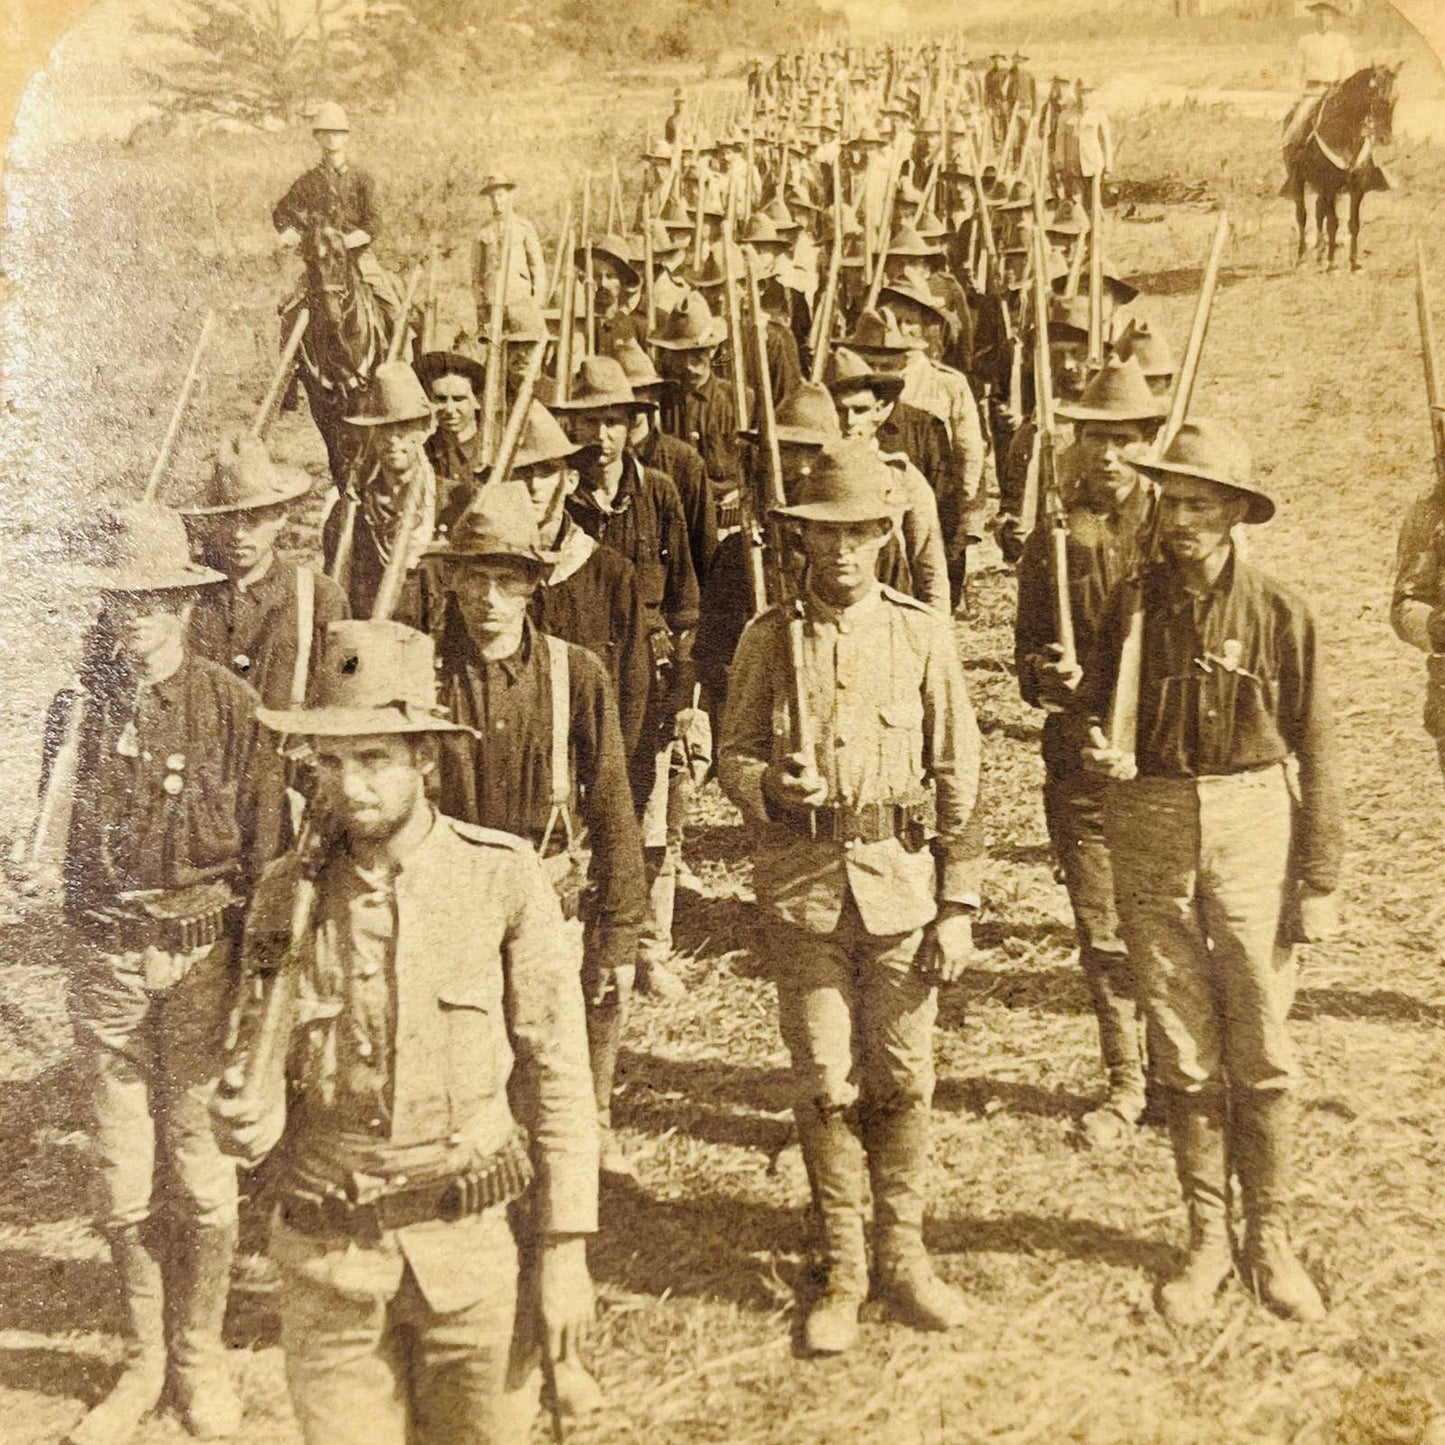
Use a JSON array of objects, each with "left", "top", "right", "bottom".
[
  {"left": 284, "top": 224, "right": 396, "bottom": 486},
  {"left": 1281, "top": 62, "right": 1400, "bottom": 273}
]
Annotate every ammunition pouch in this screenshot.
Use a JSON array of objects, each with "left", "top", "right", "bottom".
[
  {"left": 84, "top": 878, "right": 241, "bottom": 956},
  {"left": 779, "top": 790, "right": 936, "bottom": 847},
  {"left": 279, "top": 1129, "right": 534, "bottom": 1242}
]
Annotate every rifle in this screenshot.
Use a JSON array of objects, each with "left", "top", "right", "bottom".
[
  {"left": 554, "top": 222, "right": 577, "bottom": 404},
  {"left": 481, "top": 221, "right": 514, "bottom": 468},
  {"left": 548, "top": 195, "right": 574, "bottom": 306},
  {"left": 607, "top": 157, "right": 622, "bottom": 235},
  {"left": 734, "top": 245, "right": 771, "bottom": 613},
  {"left": 142, "top": 310, "right": 216, "bottom": 502},
  {"left": 1028, "top": 201, "right": 1076, "bottom": 677},
  {"left": 864, "top": 144, "right": 904, "bottom": 313},
  {"left": 1415, "top": 238, "right": 1445, "bottom": 486},
  {"left": 1104, "top": 211, "right": 1229, "bottom": 762},
  {"left": 807, "top": 159, "right": 846, "bottom": 383},
  {"left": 251, "top": 308, "right": 310, "bottom": 443},
  {"left": 1087, "top": 170, "right": 1105, "bottom": 372},
  {"left": 642, "top": 192, "right": 657, "bottom": 336},
  {"left": 581, "top": 175, "right": 596, "bottom": 355}
]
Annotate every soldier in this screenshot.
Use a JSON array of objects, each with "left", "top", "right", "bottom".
[
  {"left": 213, "top": 619, "right": 597, "bottom": 1444},
  {"left": 1285, "top": 1, "right": 1355, "bottom": 161},
  {"left": 655, "top": 294, "right": 746, "bottom": 529},
  {"left": 641, "top": 218, "right": 693, "bottom": 322},
  {"left": 1062, "top": 79, "right": 1114, "bottom": 207},
  {"left": 880, "top": 279, "right": 987, "bottom": 603},
  {"left": 1390, "top": 459, "right": 1445, "bottom": 776},
  {"left": 321, "top": 361, "right": 437, "bottom": 622},
  {"left": 560, "top": 358, "right": 701, "bottom": 1001},
  {"left": 472, "top": 174, "right": 548, "bottom": 317},
  {"left": 825, "top": 344, "right": 950, "bottom": 613},
  {"left": 719, "top": 441, "right": 982, "bottom": 1356},
  {"left": 415, "top": 349, "right": 488, "bottom": 525},
  {"left": 579, "top": 234, "right": 647, "bottom": 354},
  {"left": 272, "top": 104, "right": 398, "bottom": 311},
  {"left": 1080, "top": 421, "right": 1341, "bottom": 1326},
  {"left": 1116, "top": 319, "right": 1177, "bottom": 399},
  {"left": 615, "top": 336, "right": 718, "bottom": 584},
  {"left": 184, "top": 432, "right": 347, "bottom": 716},
  {"left": 1014, "top": 357, "right": 1165, "bottom": 1150},
  {"left": 58, "top": 502, "right": 281, "bottom": 1445},
  {"left": 420, "top": 483, "right": 647, "bottom": 1184}
]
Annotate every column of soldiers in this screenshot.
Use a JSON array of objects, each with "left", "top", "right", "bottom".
[{"left": 34, "top": 35, "right": 1350, "bottom": 1445}]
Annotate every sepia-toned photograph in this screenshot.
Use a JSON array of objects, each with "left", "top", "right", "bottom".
[{"left": 2, "top": 0, "right": 1445, "bottom": 1439}]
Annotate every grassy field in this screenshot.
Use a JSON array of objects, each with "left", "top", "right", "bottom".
[{"left": 3, "top": 10, "right": 1445, "bottom": 1445}]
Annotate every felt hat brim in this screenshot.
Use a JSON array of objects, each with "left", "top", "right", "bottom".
[
  {"left": 772, "top": 498, "right": 897, "bottom": 523},
  {"left": 1129, "top": 456, "right": 1276, "bottom": 524},
  {"left": 256, "top": 703, "right": 470, "bottom": 736},
  {"left": 178, "top": 469, "right": 314, "bottom": 517},
  {"left": 97, "top": 562, "right": 228, "bottom": 592}
]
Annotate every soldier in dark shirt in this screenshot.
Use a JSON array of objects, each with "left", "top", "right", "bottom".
[
  {"left": 1080, "top": 421, "right": 1342, "bottom": 1329},
  {"left": 1014, "top": 358, "right": 1164, "bottom": 1151},
  {"left": 560, "top": 357, "right": 700, "bottom": 1002},
  {"left": 416, "top": 350, "right": 488, "bottom": 526},
  {"left": 57, "top": 502, "right": 282, "bottom": 1445}
]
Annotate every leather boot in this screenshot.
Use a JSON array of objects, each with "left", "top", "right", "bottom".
[
  {"left": 794, "top": 1102, "right": 867, "bottom": 1355},
  {"left": 1077, "top": 954, "right": 1147, "bottom": 1151},
  {"left": 68, "top": 1226, "right": 167, "bottom": 1445},
  {"left": 586, "top": 994, "right": 637, "bottom": 1180},
  {"left": 1156, "top": 1092, "right": 1233, "bottom": 1326},
  {"left": 866, "top": 1105, "right": 969, "bottom": 1332},
  {"left": 170, "top": 1222, "right": 242, "bottom": 1439},
  {"left": 1235, "top": 1092, "right": 1325, "bottom": 1323}
]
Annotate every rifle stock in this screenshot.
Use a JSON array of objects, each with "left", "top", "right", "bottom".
[{"left": 251, "top": 308, "right": 309, "bottom": 442}]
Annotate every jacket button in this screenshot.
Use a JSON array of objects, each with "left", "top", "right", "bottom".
[
  {"left": 369, "top": 1117, "right": 383, "bottom": 1131},
  {"left": 357, "top": 1039, "right": 373, "bottom": 1058}
]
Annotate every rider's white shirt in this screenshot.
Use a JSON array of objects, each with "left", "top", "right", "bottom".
[{"left": 1298, "top": 31, "right": 1355, "bottom": 89}]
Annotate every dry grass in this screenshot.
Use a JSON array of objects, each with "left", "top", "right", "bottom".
[{"left": 3, "top": 17, "right": 1445, "bottom": 1445}]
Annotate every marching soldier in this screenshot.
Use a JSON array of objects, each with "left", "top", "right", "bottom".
[
  {"left": 472, "top": 174, "right": 548, "bottom": 318},
  {"left": 580, "top": 234, "right": 647, "bottom": 354},
  {"left": 720, "top": 441, "right": 982, "bottom": 1356},
  {"left": 213, "top": 619, "right": 597, "bottom": 1444},
  {"left": 416, "top": 349, "right": 489, "bottom": 525},
  {"left": 184, "top": 432, "right": 347, "bottom": 715},
  {"left": 1080, "top": 421, "right": 1342, "bottom": 1326},
  {"left": 1013, "top": 357, "right": 1165, "bottom": 1149},
  {"left": 58, "top": 502, "right": 282, "bottom": 1445},
  {"left": 321, "top": 361, "right": 438, "bottom": 622},
  {"left": 561, "top": 357, "right": 701, "bottom": 1000}
]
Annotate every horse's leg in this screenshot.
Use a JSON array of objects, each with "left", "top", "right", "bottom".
[
  {"left": 1292, "top": 175, "right": 1308, "bottom": 265},
  {"left": 1327, "top": 188, "right": 1341, "bottom": 271},
  {"left": 1348, "top": 185, "right": 1363, "bottom": 272}
]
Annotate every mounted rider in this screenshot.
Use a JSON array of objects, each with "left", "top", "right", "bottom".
[
  {"left": 1283, "top": 2, "right": 1355, "bottom": 161},
  {"left": 272, "top": 103, "right": 405, "bottom": 330}
]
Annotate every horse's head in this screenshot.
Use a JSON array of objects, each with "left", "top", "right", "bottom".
[
  {"left": 1362, "top": 61, "right": 1401, "bottom": 147},
  {"left": 300, "top": 223, "right": 359, "bottom": 323}
]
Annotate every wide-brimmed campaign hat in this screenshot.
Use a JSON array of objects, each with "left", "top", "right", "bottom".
[
  {"left": 879, "top": 279, "right": 949, "bottom": 330},
  {"left": 886, "top": 222, "right": 944, "bottom": 259},
  {"left": 613, "top": 336, "right": 675, "bottom": 402},
  {"left": 660, "top": 196, "right": 693, "bottom": 233},
  {"left": 179, "top": 431, "right": 313, "bottom": 517},
  {"left": 1045, "top": 199, "right": 1091, "bottom": 237},
  {"left": 575, "top": 234, "right": 640, "bottom": 288},
  {"left": 479, "top": 173, "right": 517, "bottom": 194},
  {"left": 825, "top": 345, "right": 906, "bottom": 401},
  {"left": 846, "top": 308, "right": 915, "bottom": 359},
  {"left": 762, "top": 193, "right": 802, "bottom": 235},
  {"left": 345, "top": 361, "right": 434, "bottom": 426},
  {"left": 1127, "top": 420, "right": 1275, "bottom": 525},
  {"left": 741, "top": 212, "right": 790, "bottom": 251},
  {"left": 774, "top": 382, "right": 844, "bottom": 447},
  {"left": 643, "top": 218, "right": 686, "bottom": 258},
  {"left": 511, "top": 400, "right": 582, "bottom": 470},
  {"left": 650, "top": 293, "right": 727, "bottom": 351},
  {"left": 772, "top": 439, "right": 900, "bottom": 524},
  {"left": 415, "top": 349, "right": 487, "bottom": 396},
  {"left": 256, "top": 620, "right": 467, "bottom": 736},
  {"left": 424, "top": 478, "right": 550, "bottom": 567},
  {"left": 92, "top": 502, "right": 227, "bottom": 592},
  {"left": 1055, "top": 355, "right": 1167, "bottom": 424},
  {"left": 1046, "top": 295, "right": 1093, "bottom": 343},
  {"left": 1116, "top": 319, "right": 1177, "bottom": 378},
  {"left": 553, "top": 355, "right": 649, "bottom": 412}
]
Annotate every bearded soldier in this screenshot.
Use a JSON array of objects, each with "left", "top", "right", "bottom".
[
  {"left": 214, "top": 619, "right": 597, "bottom": 1444},
  {"left": 1080, "top": 421, "right": 1342, "bottom": 1326},
  {"left": 720, "top": 441, "right": 982, "bottom": 1355}
]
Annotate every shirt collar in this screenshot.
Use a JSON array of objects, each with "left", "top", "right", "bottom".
[
  {"left": 804, "top": 583, "right": 884, "bottom": 633},
  {"left": 233, "top": 553, "right": 277, "bottom": 597}
]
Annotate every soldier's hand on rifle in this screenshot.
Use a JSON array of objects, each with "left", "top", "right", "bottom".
[
  {"left": 1082, "top": 725, "right": 1137, "bottom": 781},
  {"left": 210, "top": 1087, "right": 284, "bottom": 1171},
  {"left": 277, "top": 226, "right": 301, "bottom": 249},
  {"left": 1295, "top": 888, "right": 1341, "bottom": 944},
  {"left": 916, "top": 904, "right": 975, "bottom": 984},
  {"left": 1030, "top": 643, "right": 1084, "bottom": 710},
  {"left": 343, "top": 229, "right": 372, "bottom": 250},
  {"left": 763, "top": 753, "right": 829, "bottom": 810},
  {"left": 580, "top": 955, "right": 620, "bottom": 1009},
  {"left": 539, "top": 1234, "right": 595, "bottom": 1365}
]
